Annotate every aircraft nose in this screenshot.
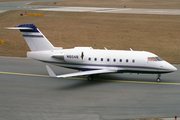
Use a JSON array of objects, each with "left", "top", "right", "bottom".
[
  {"left": 166, "top": 63, "right": 177, "bottom": 72},
  {"left": 171, "top": 65, "right": 177, "bottom": 71},
  {"left": 161, "top": 61, "right": 177, "bottom": 72}
]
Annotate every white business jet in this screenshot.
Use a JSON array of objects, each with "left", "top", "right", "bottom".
[{"left": 7, "top": 23, "right": 177, "bottom": 82}]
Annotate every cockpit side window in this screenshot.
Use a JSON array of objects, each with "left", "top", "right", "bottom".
[
  {"left": 148, "top": 57, "right": 163, "bottom": 61},
  {"left": 148, "top": 57, "right": 157, "bottom": 61}
]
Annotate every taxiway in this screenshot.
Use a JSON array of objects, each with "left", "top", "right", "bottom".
[{"left": 0, "top": 57, "right": 179, "bottom": 120}]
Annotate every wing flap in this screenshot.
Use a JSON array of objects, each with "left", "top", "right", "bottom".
[{"left": 46, "top": 65, "right": 114, "bottom": 78}]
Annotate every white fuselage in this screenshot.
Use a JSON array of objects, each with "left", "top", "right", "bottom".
[
  {"left": 27, "top": 47, "right": 176, "bottom": 74},
  {"left": 8, "top": 23, "right": 177, "bottom": 81}
]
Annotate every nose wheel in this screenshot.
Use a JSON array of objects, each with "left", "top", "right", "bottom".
[
  {"left": 156, "top": 78, "right": 161, "bottom": 82},
  {"left": 156, "top": 74, "right": 161, "bottom": 82}
]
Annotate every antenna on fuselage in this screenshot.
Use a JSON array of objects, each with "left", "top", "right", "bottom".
[
  {"left": 104, "top": 47, "right": 108, "bottom": 50},
  {"left": 130, "top": 48, "right": 133, "bottom": 51}
]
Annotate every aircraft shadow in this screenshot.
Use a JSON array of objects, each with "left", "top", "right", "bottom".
[
  {"left": 55, "top": 79, "right": 108, "bottom": 90},
  {"left": 54, "top": 73, "right": 157, "bottom": 90}
]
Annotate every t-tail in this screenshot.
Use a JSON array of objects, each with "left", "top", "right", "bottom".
[{"left": 6, "top": 23, "right": 55, "bottom": 51}]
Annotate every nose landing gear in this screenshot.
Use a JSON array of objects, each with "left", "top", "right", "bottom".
[{"left": 156, "top": 74, "right": 161, "bottom": 82}]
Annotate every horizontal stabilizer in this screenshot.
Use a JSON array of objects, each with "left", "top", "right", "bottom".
[
  {"left": 46, "top": 65, "right": 114, "bottom": 78},
  {"left": 6, "top": 27, "right": 33, "bottom": 30}
]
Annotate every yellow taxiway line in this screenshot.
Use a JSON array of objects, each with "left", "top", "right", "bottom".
[
  {"left": 0, "top": 71, "right": 180, "bottom": 85},
  {"left": 0, "top": 71, "right": 49, "bottom": 77}
]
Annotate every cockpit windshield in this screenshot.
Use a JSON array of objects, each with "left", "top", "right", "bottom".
[
  {"left": 155, "top": 57, "right": 163, "bottom": 61},
  {"left": 148, "top": 57, "right": 163, "bottom": 61}
]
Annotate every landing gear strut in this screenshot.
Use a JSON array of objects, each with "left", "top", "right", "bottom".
[{"left": 156, "top": 74, "right": 161, "bottom": 82}]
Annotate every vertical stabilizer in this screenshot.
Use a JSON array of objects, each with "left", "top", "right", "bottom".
[{"left": 17, "top": 23, "right": 54, "bottom": 51}]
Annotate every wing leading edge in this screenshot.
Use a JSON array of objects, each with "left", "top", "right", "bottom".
[{"left": 46, "top": 65, "right": 115, "bottom": 78}]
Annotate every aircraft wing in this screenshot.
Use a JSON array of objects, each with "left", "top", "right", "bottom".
[{"left": 46, "top": 65, "right": 115, "bottom": 78}]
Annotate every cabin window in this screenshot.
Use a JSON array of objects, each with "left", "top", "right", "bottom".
[
  {"left": 132, "top": 59, "right": 135, "bottom": 63},
  {"left": 113, "top": 59, "right": 116, "bottom": 62},
  {"left": 126, "top": 59, "right": 128, "bottom": 63},
  {"left": 101, "top": 58, "right": 103, "bottom": 61},
  {"left": 107, "top": 58, "right": 110, "bottom": 62},
  {"left": 88, "top": 57, "right": 91, "bottom": 61},
  {"left": 94, "top": 58, "right": 97, "bottom": 61},
  {"left": 119, "top": 59, "right": 122, "bottom": 62}
]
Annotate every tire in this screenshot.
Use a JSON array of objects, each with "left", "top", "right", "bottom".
[
  {"left": 156, "top": 78, "right": 161, "bottom": 82},
  {"left": 87, "top": 76, "right": 94, "bottom": 81}
]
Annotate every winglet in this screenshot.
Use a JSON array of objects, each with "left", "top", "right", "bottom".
[{"left": 46, "top": 65, "right": 57, "bottom": 77}]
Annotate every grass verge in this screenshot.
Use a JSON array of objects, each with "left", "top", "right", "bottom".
[
  {"left": 0, "top": 10, "right": 180, "bottom": 63},
  {"left": 29, "top": 0, "right": 180, "bottom": 9}
]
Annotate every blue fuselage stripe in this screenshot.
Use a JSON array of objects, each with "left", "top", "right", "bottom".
[{"left": 39, "top": 60, "right": 169, "bottom": 71}]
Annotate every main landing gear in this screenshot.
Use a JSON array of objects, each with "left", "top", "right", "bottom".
[
  {"left": 87, "top": 75, "right": 94, "bottom": 81},
  {"left": 156, "top": 74, "right": 161, "bottom": 82},
  {"left": 87, "top": 74, "right": 99, "bottom": 81}
]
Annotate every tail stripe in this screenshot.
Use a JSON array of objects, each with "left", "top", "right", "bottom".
[
  {"left": 20, "top": 29, "right": 39, "bottom": 32},
  {"left": 23, "top": 35, "right": 43, "bottom": 37}
]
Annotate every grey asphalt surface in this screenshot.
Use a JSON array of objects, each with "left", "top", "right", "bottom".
[
  {"left": 0, "top": 57, "right": 180, "bottom": 120},
  {"left": 0, "top": 0, "right": 62, "bottom": 10},
  {"left": 36, "top": 7, "right": 180, "bottom": 15},
  {"left": 1, "top": 0, "right": 180, "bottom": 15}
]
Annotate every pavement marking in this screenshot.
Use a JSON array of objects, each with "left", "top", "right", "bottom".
[
  {"left": 71, "top": 77, "right": 180, "bottom": 85},
  {"left": 148, "top": 11, "right": 165, "bottom": 13},
  {"left": 0, "top": 71, "right": 49, "bottom": 77},
  {"left": 0, "top": 71, "right": 180, "bottom": 85},
  {"left": 98, "top": 79, "right": 180, "bottom": 85}
]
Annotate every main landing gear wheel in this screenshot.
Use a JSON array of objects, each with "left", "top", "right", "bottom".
[
  {"left": 87, "top": 74, "right": 99, "bottom": 81},
  {"left": 87, "top": 75, "right": 94, "bottom": 81}
]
